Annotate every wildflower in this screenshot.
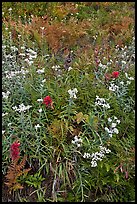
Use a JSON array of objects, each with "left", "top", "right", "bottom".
[
  {"left": 113, "top": 128, "right": 119, "bottom": 134},
  {"left": 111, "top": 123, "right": 117, "bottom": 128},
  {"left": 37, "top": 98, "right": 43, "bottom": 102},
  {"left": 2, "top": 130, "right": 5, "bottom": 134},
  {"left": 2, "top": 91, "right": 10, "bottom": 99},
  {"left": 12, "top": 103, "right": 32, "bottom": 112},
  {"left": 68, "top": 66, "right": 73, "bottom": 71},
  {"left": 43, "top": 96, "right": 54, "bottom": 109},
  {"left": 109, "top": 83, "right": 119, "bottom": 92},
  {"left": 38, "top": 108, "right": 42, "bottom": 113},
  {"left": 127, "top": 81, "right": 131, "bottom": 85},
  {"left": 36, "top": 68, "right": 45, "bottom": 74},
  {"left": 83, "top": 153, "right": 91, "bottom": 159},
  {"left": 91, "top": 160, "right": 97, "bottom": 167},
  {"left": 68, "top": 88, "right": 78, "bottom": 99},
  {"left": 8, "top": 8, "right": 12, "bottom": 11},
  {"left": 35, "top": 124, "right": 41, "bottom": 131},
  {"left": 112, "top": 71, "right": 119, "bottom": 78},
  {"left": 108, "top": 118, "right": 112, "bottom": 123},
  {"left": 2, "top": 112, "right": 8, "bottom": 117},
  {"left": 116, "top": 120, "right": 120, "bottom": 124},
  {"left": 42, "top": 79, "right": 46, "bottom": 83},
  {"left": 10, "top": 141, "right": 20, "bottom": 161},
  {"left": 72, "top": 136, "right": 82, "bottom": 147},
  {"left": 95, "top": 96, "right": 110, "bottom": 109}
]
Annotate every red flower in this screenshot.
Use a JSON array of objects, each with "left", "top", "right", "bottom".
[
  {"left": 10, "top": 141, "right": 20, "bottom": 161},
  {"left": 112, "top": 71, "right": 119, "bottom": 78},
  {"left": 43, "top": 96, "right": 54, "bottom": 109}
]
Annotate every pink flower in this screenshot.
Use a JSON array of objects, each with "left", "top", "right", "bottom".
[
  {"left": 10, "top": 141, "right": 20, "bottom": 161},
  {"left": 112, "top": 71, "right": 119, "bottom": 78},
  {"left": 43, "top": 96, "right": 54, "bottom": 109}
]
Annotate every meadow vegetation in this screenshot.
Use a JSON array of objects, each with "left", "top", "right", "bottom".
[{"left": 2, "top": 2, "right": 135, "bottom": 202}]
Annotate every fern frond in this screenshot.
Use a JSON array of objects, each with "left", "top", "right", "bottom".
[{"left": 5, "top": 155, "right": 31, "bottom": 194}]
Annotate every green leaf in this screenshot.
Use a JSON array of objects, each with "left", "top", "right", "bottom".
[
  {"left": 105, "top": 163, "right": 110, "bottom": 172},
  {"left": 116, "top": 174, "right": 119, "bottom": 182}
]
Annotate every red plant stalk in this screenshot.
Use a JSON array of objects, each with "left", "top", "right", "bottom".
[
  {"left": 43, "top": 96, "right": 54, "bottom": 109},
  {"left": 10, "top": 141, "right": 20, "bottom": 161}
]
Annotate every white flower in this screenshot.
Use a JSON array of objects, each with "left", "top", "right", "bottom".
[
  {"left": 128, "top": 77, "right": 134, "bottom": 81},
  {"left": 68, "top": 88, "right": 78, "bottom": 99},
  {"left": 121, "top": 60, "right": 126, "bottom": 65},
  {"left": 127, "top": 81, "right": 131, "bottom": 85},
  {"left": 72, "top": 140, "right": 75, "bottom": 144},
  {"left": 113, "top": 128, "right": 119, "bottom": 134},
  {"left": 42, "top": 79, "right": 46, "bottom": 83},
  {"left": 109, "top": 133, "right": 113, "bottom": 137},
  {"left": 12, "top": 103, "right": 32, "bottom": 112},
  {"left": 105, "top": 127, "right": 109, "bottom": 132},
  {"left": 2, "top": 130, "right": 5, "bottom": 134},
  {"left": 36, "top": 68, "right": 45, "bottom": 74},
  {"left": 114, "top": 116, "right": 117, "bottom": 120},
  {"left": 91, "top": 160, "right": 97, "bottom": 167},
  {"left": 2, "top": 91, "right": 10, "bottom": 99},
  {"left": 2, "top": 112, "right": 8, "bottom": 117},
  {"left": 35, "top": 124, "right": 41, "bottom": 131},
  {"left": 68, "top": 66, "right": 73, "bottom": 71},
  {"left": 77, "top": 143, "right": 81, "bottom": 147},
  {"left": 38, "top": 108, "right": 42, "bottom": 113},
  {"left": 108, "top": 118, "right": 112, "bottom": 123},
  {"left": 120, "top": 81, "right": 124, "bottom": 85},
  {"left": 111, "top": 123, "right": 117, "bottom": 128},
  {"left": 72, "top": 135, "right": 82, "bottom": 147},
  {"left": 37, "top": 98, "right": 43, "bottom": 102},
  {"left": 83, "top": 153, "right": 91, "bottom": 159},
  {"left": 8, "top": 8, "right": 12, "bottom": 11},
  {"left": 8, "top": 123, "right": 12, "bottom": 126},
  {"left": 116, "top": 120, "right": 120, "bottom": 124}
]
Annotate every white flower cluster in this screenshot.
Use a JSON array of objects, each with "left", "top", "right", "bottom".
[
  {"left": 109, "top": 83, "right": 119, "bottom": 92},
  {"left": 52, "top": 65, "right": 60, "bottom": 71},
  {"left": 98, "top": 62, "right": 107, "bottom": 70},
  {"left": 68, "top": 88, "right": 78, "bottom": 99},
  {"left": 35, "top": 124, "right": 41, "bottom": 131},
  {"left": 24, "top": 48, "right": 37, "bottom": 66},
  {"left": 2, "top": 91, "right": 10, "bottom": 99},
  {"left": 12, "top": 103, "right": 32, "bottom": 112},
  {"left": 83, "top": 146, "right": 111, "bottom": 167},
  {"left": 72, "top": 136, "right": 82, "bottom": 147},
  {"left": 36, "top": 68, "right": 45, "bottom": 74},
  {"left": 125, "top": 72, "right": 134, "bottom": 85},
  {"left": 105, "top": 116, "right": 120, "bottom": 137},
  {"left": 5, "top": 69, "right": 29, "bottom": 79},
  {"left": 95, "top": 95, "right": 110, "bottom": 109}
]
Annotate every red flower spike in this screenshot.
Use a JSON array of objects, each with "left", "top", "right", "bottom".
[
  {"left": 112, "top": 71, "right": 119, "bottom": 78},
  {"left": 10, "top": 141, "right": 20, "bottom": 161},
  {"left": 43, "top": 96, "right": 54, "bottom": 109}
]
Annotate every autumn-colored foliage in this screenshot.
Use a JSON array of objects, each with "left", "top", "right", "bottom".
[{"left": 5, "top": 156, "right": 31, "bottom": 194}]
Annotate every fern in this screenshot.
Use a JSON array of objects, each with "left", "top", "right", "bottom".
[{"left": 5, "top": 156, "right": 31, "bottom": 194}]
